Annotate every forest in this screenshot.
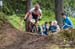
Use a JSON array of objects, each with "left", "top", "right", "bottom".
[
  {"left": 0, "top": 0, "right": 75, "bottom": 49},
  {"left": 1, "top": 0, "right": 75, "bottom": 31}
]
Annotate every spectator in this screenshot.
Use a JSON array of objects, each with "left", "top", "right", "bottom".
[
  {"left": 61, "top": 13, "right": 73, "bottom": 30},
  {"left": 49, "top": 21, "right": 60, "bottom": 33},
  {"left": 42, "top": 22, "right": 49, "bottom": 35},
  {"left": 38, "top": 25, "right": 43, "bottom": 35}
]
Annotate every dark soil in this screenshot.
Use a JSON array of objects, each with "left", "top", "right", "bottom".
[
  {"left": 0, "top": 21, "right": 52, "bottom": 49},
  {"left": 0, "top": 20, "right": 75, "bottom": 49}
]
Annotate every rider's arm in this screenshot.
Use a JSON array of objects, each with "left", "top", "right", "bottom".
[
  {"left": 24, "top": 12, "right": 29, "bottom": 20},
  {"left": 40, "top": 12, "right": 42, "bottom": 19},
  {"left": 39, "top": 9, "right": 42, "bottom": 19},
  {"left": 24, "top": 8, "right": 34, "bottom": 20}
]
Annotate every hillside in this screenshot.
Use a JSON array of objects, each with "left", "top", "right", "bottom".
[
  {"left": 0, "top": 12, "right": 75, "bottom": 49},
  {"left": 0, "top": 12, "right": 59, "bottom": 49},
  {"left": 1, "top": 0, "right": 75, "bottom": 49},
  {"left": 0, "top": 23, "right": 50, "bottom": 49}
]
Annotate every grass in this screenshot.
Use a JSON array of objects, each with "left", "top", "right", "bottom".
[
  {"left": 7, "top": 14, "right": 55, "bottom": 31},
  {"left": 70, "top": 17, "right": 75, "bottom": 28},
  {"left": 39, "top": 16, "right": 55, "bottom": 25},
  {"left": 7, "top": 14, "right": 75, "bottom": 31},
  {"left": 7, "top": 14, "right": 25, "bottom": 31}
]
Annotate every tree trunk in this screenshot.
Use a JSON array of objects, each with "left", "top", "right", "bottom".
[
  {"left": 13, "top": 0, "right": 16, "bottom": 12},
  {"left": 25, "top": 0, "right": 32, "bottom": 32},
  {"left": 26, "top": 0, "right": 32, "bottom": 12},
  {"left": 55, "top": 0, "right": 64, "bottom": 28}
]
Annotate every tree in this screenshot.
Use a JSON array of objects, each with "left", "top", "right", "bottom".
[
  {"left": 55, "top": 0, "right": 64, "bottom": 28},
  {"left": 25, "top": 0, "right": 32, "bottom": 32},
  {"left": 13, "top": 0, "right": 16, "bottom": 12},
  {"left": 26, "top": 0, "right": 32, "bottom": 12}
]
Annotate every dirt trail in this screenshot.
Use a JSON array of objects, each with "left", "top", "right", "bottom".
[
  {"left": 1, "top": 21, "right": 75, "bottom": 49},
  {"left": 0, "top": 22, "right": 53, "bottom": 49}
]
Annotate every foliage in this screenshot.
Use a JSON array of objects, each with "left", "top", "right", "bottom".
[
  {"left": 7, "top": 14, "right": 75, "bottom": 31},
  {"left": 48, "top": 29, "right": 75, "bottom": 46},
  {"left": 2, "top": 0, "right": 75, "bottom": 30},
  {"left": 64, "top": 0, "right": 75, "bottom": 16},
  {"left": 2, "top": 0, "right": 75, "bottom": 16},
  {"left": 3, "top": 0, "right": 26, "bottom": 15},
  {"left": 0, "top": 12, "right": 7, "bottom": 28},
  {"left": 7, "top": 15, "right": 25, "bottom": 31},
  {"left": 59, "top": 29, "right": 75, "bottom": 44},
  {"left": 32, "top": 0, "right": 55, "bottom": 11},
  {"left": 70, "top": 17, "right": 75, "bottom": 28}
]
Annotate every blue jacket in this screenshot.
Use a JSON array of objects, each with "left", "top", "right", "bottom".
[
  {"left": 43, "top": 25, "right": 48, "bottom": 35},
  {"left": 49, "top": 26, "right": 57, "bottom": 32},
  {"left": 63, "top": 17, "right": 73, "bottom": 28}
]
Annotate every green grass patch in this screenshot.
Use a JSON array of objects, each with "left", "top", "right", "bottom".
[
  {"left": 39, "top": 16, "right": 55, "bottom": 25},
  {"left": 7, "top": 14, "right": 75, "bottom": 31},
  {"left": 7, "top": 14, "right": 55, "bottom": 31},
  {"left": 7, "top": 14, "right": 25, "bottom": 31},
  {"left": 70, "top": 17, "right": 75, "bottom": 28}
]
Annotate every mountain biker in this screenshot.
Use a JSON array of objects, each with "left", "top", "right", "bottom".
[
  {"left": 24, "top": 3, "right": 42, "bottom": 32},
  {"left": 25, "top": 3, "right": 42, "bottom": 23}
]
